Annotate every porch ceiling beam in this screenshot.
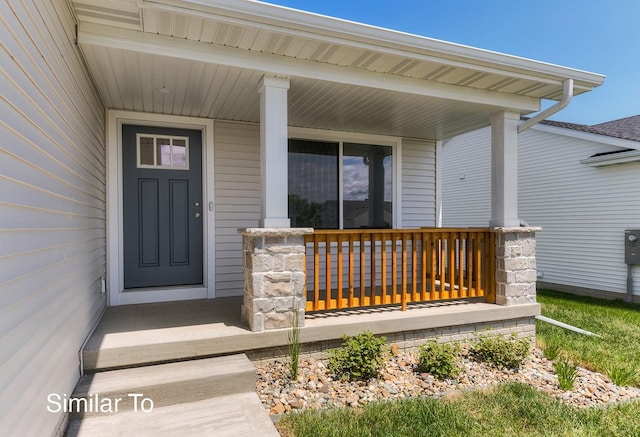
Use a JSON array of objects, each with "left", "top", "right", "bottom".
[{"left": 78, "top": 22, "right": 541, "bottom": 112}]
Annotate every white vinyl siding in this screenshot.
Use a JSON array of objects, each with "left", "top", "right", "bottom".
[
  {"left": 401, "top": 138, "right": 436, "bottom": 228},
  {"left": 441, "top": 127, "right": 492, "bottom": 227},
  {"left": 519, "top": 129, "right": 640, "bottom": 296},
  {"left": 442, "top": 126, "right": 640, "bottom": 297},
  {"left": 214, "top": 121, "right": 261, "bottom": 296},
  {"left": 1, "top": 1, "right": 106, "bottom": 435}
]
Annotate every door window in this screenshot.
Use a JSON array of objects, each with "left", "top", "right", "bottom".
[{"left": 137, "top": 134, "right": 189, "bottom": 169}]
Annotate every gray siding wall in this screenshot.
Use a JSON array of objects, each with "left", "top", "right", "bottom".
[
  {"left": 442, "top": 126, "right": 640, "bottom": 297},
  {"left": 1, "top": 1, "right": 106, "bottom": 435},
  {"left": 214, "top": 121, "right": 261, "bottom": 297},
  {"left": 401, "top": 138, "right": 436, "bottom": 228}
]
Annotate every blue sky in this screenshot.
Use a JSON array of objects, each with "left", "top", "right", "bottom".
[{"left": 264, "top": 0, "right": 639, "bottom": 125}]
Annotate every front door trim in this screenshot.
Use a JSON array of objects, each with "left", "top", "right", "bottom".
[{"left": 107, "top": 110, "right": 215, "bottom": 305}]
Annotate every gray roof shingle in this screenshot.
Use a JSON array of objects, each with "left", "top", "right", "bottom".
[
  {"left": 592, "top": 115, "right": 640, "bottom": 142},
  {"left": 522, "top": 115, "right": 640, "bottom": 143}
]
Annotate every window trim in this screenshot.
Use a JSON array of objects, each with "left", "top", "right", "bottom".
[{"left": 288, "top": 127, "right": 402, "bottom": 229}]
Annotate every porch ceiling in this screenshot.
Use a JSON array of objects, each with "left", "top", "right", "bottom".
[{"left": 72, "top": 0, "right": 604, "bottom": 140}]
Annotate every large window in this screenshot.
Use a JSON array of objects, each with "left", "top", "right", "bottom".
[{"left": 288, "top": 138, "right": 393, "bottom": 229}]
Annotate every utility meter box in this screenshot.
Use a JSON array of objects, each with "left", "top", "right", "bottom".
[{"left": 625, "top": 230, "right": 640, "bottom": 265}]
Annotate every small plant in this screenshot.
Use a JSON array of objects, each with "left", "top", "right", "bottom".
[
  {"left": 542, "top": 340, "right": 561, "bottom": 361},
  {"left": 555, "top": 358, "right": 578, "bottom": 390},
  {"left": 287, "top": 310, "right": 301, "bottom": 380},
  {"left": 607, "top": 365, "right": 638, "bottom": 387},
  {"left": 328, "top": 331, "right": 387, "bottom": 381},
  {"left": 472, "top": 333, "right": 531, "bottom": 369},
  {"left": 416, "top": 340, "right": 461, "bottom": 380}
]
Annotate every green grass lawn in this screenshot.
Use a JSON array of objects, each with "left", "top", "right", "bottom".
[
  {"left": 536, "top": 289, "right": 640, "bottom": 387},
  {"left": 279, "top": 290, "right": 640, "bottom": 437}
]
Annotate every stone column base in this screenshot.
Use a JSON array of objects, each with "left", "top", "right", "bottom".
[
  {"left": 239, "top": 227, "right": 313, "bottom": 332},
  {"left": 493, "top": 227, "right": 542, "bottom": 306}
]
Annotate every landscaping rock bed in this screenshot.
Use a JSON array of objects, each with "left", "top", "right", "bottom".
[{"left": 255, "top": 345, "right": 640, "bottom": 415}]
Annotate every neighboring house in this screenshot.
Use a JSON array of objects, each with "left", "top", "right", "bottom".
[
  {"left": 1, "top": 0, "right": 604, "bottom": 435},
  {"left": 442, "top": 116, "right": 640, "bottom": 302}
]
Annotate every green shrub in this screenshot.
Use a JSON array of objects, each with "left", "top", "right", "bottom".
[
  {"left": 555, "top": 358, "right": 578, "bottom": 390},
  {"left": 472, "top": 333, "right": 530, "bottom": 369},
  {"left": 328, "top": 331, "right": 387, "bottom": 381},
  {"left": 416, "top": 340, "right": 461, "bottom": 380}
]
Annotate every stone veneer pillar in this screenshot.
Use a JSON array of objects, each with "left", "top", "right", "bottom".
[
  {"left": 493, "top": 227, "right": 542, "bottom": 306},
  {"left": 239, "top": 227, "right": 313, "bottom": 332}
]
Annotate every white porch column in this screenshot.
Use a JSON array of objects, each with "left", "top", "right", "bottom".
[
  {"left": 258, "top": 75, "right": 290, "bottom": 228},
  {"left": 490, "top": 111, "right": 520, "bottom": 228}
]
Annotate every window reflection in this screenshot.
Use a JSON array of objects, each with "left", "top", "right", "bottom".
[
  {"left": 288, "top": 139, "right": 392, "bottom": 229},
  {"left": 137, "top": 135, "right": 189, "bottom": 170},
  {"left": 157, "top": 138, "right": 171, "bottom": 166},
  {"left": 172, "top": 139, "right": 187, "bottom": 168},
  {"left": 343, "top": 143, "right": 392, "bottom": 229},
  {"left": 288, "top": 139, "right": 339, "bottom": 229},
  {"left": 139, "top": 136, "right": 155, "bottom": 165}
]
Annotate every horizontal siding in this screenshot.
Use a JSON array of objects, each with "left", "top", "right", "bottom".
[
  {"left": 441, "top": 127, "right": 492, "bottom": 228},
  {"left": 401, "top": 138, "right": 436, "bottom": 227},
  {"left": 518, "top": 129, "right": 640, "bottom": 295},
  {"left": 1, "top": 1, "right": 106, "bottom": 435},
  {"left": 214, "top": 121, "right": 261, "bottom": 296},
  {"left": 442, "top": 126, "right": 640, "bottom": 297}
]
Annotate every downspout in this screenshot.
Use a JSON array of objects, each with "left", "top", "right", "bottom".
[
  {"left": 518, "top": 78, "right": 574, "bottom": 133},
  {"left": 515, "top": 78, "right": 574, "bottom": 228}
]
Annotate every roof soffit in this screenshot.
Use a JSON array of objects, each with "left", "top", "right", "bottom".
[
  {"left": 73, "top": 0, "right": 604, "bottom": 102},
  {"left": 144, "top": 0, "right": 604, "bottom": 93},
  {"left": 78, "top": 22, "right": 541, "bottom": 113}
]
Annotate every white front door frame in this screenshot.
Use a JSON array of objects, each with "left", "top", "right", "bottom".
[{"left": 106, "top": 110, "right": 215, "bottom": 305}]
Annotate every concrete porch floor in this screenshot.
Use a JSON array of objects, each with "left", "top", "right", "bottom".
[{"left": 83, "top": 297, "right": 540, "bottom": 371}]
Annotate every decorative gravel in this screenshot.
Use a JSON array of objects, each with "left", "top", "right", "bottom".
[{"left": 255, "top": 345, "right": 640, "bottom": 415}]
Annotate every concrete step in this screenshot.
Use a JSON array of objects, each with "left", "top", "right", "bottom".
[
  {"left": 70, "top": 354, "right": 254, "bottom": 419},
  {"left": 65, "top": 392, "right": 279, "bottom": 437}
]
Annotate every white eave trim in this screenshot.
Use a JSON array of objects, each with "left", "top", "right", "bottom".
[
  {"left": 145, "top": 0, "right": 605, "bottom": 91},
  {"left": 531, "top": 123, "right": 640, "bottom": 150},
  {"left": 78, "top": 22, "right": 540, "bottom": 111},
  {"left": 581, "top": 150, "right": 640, "bottom": 167}
]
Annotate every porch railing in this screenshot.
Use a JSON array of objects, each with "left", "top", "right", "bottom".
[{"left": 304, "top": 228, "right": 495, "bottom": 312}]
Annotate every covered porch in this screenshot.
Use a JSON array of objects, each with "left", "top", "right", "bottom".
[{"left": 72, "top": 0, "right": 603, "bottom": 340}]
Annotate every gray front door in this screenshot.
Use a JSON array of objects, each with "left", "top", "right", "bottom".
[{"left": 122, "top": 125, "right": 203, "bottom": 289}]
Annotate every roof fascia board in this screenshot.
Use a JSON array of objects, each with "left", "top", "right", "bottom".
[
  {"left": 78, "top": 22, "right": 540, "bottom": 111},
  {"left": 530, "top": 123, "right": 640, "bottom": 150},
  {"left": 146, "top": 0, "right": 604, "bottom": 90},
  {"left": 580, "top": 150, "right": 640, "bottom": 167}
]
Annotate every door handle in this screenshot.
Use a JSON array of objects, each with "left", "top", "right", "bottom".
[{"left": 194, "top": 212, "right": 201, "bottom": 218}]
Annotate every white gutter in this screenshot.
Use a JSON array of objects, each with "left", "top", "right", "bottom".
[{"left": 518, "top": 78, "right": 574, "bottom": 133}]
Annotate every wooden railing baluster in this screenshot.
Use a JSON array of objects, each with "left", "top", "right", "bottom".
[
  {"left": 349, "top": 235, "right": 354, "bottom": 308},
  {"left": 304, "top": 228, "right": 493, "bottom": 313},
  {"left": 401, "top": 234, "right": 407, "bottom": 311},
  {"left": 381, "top": 233, "right": 387, "bottom": 304},
  {"left": 337, "top": 235, "right": 344, "bottom": 309}
]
